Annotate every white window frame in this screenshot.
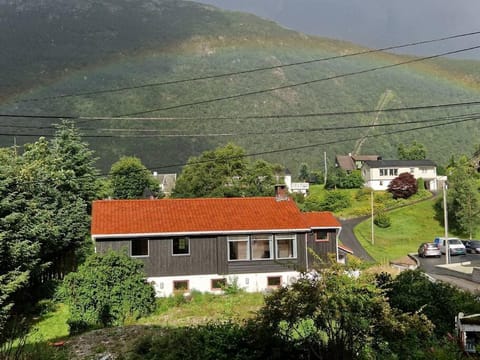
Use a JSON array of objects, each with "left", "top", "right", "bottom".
[
  {"left": 131, "top": 238, "right": 149, "bottom": 257},
  {"left": 275, "top": 234, "right": 297, "bottom": 259},
  {"left": 251, "top": 234, "right": 273, "bottom": 260},
  {"left": 172, "top": 237, "right": 190, "bottom": 256},
  {"left": 227, "top": 235, "right": 250, "bottom": 261}
]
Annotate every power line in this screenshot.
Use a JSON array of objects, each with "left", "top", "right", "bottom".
[
  {"left": 147, "top": 116, "right": 480, "bottom": 171},
  {"left": 2, "top": 99, "right": 480, "bottom": 122},
  {"left": 12, "top": 30, "right": 480, "bottom": 103},
  {"left": 8, "top": 115, "right": 480, "bottom": 185},
  {"left": 119, "top": 44, "right": 480, "bottom": 117},
  {"left": 1, "top": 111, "right": 479, "bottom": 137}
]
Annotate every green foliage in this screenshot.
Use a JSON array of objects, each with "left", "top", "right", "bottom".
[
  {"left": 319, "top": 190, "right": 351, "bottom": 212},
  {"left": 257, "top": 268, "right": 434, "bottom": 359},
  {"left": 298, "top": 163, "right": 310, "bottom": 182},
  {"left": 444, "top": 156, "right": 480, "bottom": 238},
  {"left": 109, "top": 156, "right": 162, "bottom": 199},
  {"left": 374, "top": 211, "right": 391, "bottom": 228},
  {"left": 173, "top": 143, "right": 280, "bottom": 198},
  {"left": 58, "top": 251, "right": 156, "bottom": 333},
  {"left": 417, "top": 177, "right": 425, "bottom": 190},
  {"left": 325, "top": 169, "right": 364, "bottom": 189},
  {"left": 387, "top": 172, "right": 418, "bottom": 199},
  {"left": 397, "top": 141, "right": 427, "bottom": 160},
  {"left": 385, "top": 270, "right": 480, "bottom": 337},
  {"left": 127, "top": 321, "right": 291, "bottom": 360}
]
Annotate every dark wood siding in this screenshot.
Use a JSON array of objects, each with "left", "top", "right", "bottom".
[
  {"left": 95, "top": 232, "right": 309, "bottom": 277},
  {"left": 307, "top": 229, "right": 338, "bottom": 269},
  {"left": 95, "top": 236, "right": 219, "bottom": 277}
]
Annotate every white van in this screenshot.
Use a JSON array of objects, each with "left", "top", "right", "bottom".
[{"left": 434, "top": 237, "right": 466, "bottom": 256}]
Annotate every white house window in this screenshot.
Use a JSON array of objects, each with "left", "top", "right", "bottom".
[
  {"left": 251, "top": 234, "right": 273, "bottom": 260},
  {"left": 267, "top": 276, "right": 282, "bottom": 288},
  {"left": 410, "top": 168, "right": 415, "bottom": 173},
  {"left": 276, "top": 234, "right": 297, "bottom": 259},
  {"left": 379, "top": 169, "right": 386, "bottom": 176},
  {"left": 315, "top": 230, "right": 329, "bottom": 242},
  {"left": 228, "top": 235, "right": 250, "bottom": 261},
  {"left": 389, "top": 169, "right": 398, "bottom": 176},
  {"left": 131, "top": 239, "right": 149, "bottom": 257},
  {"left": 172, "top": 237, "right": 190, "bottom": 256}
]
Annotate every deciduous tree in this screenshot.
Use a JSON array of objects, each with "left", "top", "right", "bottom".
[
  {"left": 397, "top": 141, "right": 427, "bottom": 160},
  {"left": 173, "top": 143, "right": 280, "bottom": 198},
  {"left": 387, "top": 172, "right": 418, "bottom": 199},
  {"left": 109, "top": 156, "right": 161, "bottom": 199}
]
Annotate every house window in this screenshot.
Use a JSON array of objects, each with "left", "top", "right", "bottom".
[
  {"left": 173, "top": 280, "right": 189, "bottom": 292},
  {"left": 172, "top": 237, "right": 190, "bottom": 256},
  {"left": 389, "top": 168, "right": 398, "bottom": 176},
  {"left": 276, "top": 234, "right": 297, "bottom": 259},
  {"left": 131, "top": 239, "right": 149, "bottom": 257},
  {"left": 228, "top": 235, "right": 250, "bottom": 261},
  {"left": 410, "top": 168, "right": 415, "bottom": 173},
  {"left": 211, "top": 278, "right": 226, "bottom": 290},
  {"left": 267, "top": 276, "right": 282, "bottom": 288},
  {"left": 315, "top": 230, "right": 329, "bottom": 242},
  {"left": 379, "top": 168, "right": 386, "bottom": 176},
  {"left": 251, "top": 234, "right": 273, "bottom": 260}
]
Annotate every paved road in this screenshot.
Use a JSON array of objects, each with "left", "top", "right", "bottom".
[
  {"left": 416, "top": 253, "right": 480, "bottom": 292},
  {"left": 339, "top": 216, "right": 374, "bottom": 262},
  {"left": 417, "top": 253, "right": 480, "bottom": 273}
]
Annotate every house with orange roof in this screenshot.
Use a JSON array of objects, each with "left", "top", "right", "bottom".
[{"left": 91, "top": 186, "right": 342, "bottom": 296}]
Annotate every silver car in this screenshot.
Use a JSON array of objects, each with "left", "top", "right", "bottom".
[{"left": 418, "top": 242, "right": 441, "bottom": 258}]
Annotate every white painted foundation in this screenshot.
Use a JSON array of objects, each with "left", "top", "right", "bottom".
[{"left": 149, "top": 271, "right": 300, "bottom": 297}]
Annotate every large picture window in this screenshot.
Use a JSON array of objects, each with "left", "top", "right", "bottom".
[
  {"left": 228, "top": 235, "right": 249, "bottom": 261},
  {"left": 172, "top": 237, "right": 190, "bottom": 255},
  {"left": 251, "top": 234, "right": 273, "bottom": 260},
  {"left": 276, "top": 234, "right": 297, "bottom": 259},
  {"left": 131, "top": 239, "right": 149, "bottom": 257}
]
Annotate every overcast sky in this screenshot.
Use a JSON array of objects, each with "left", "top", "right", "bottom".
[{"left": 198, "top": 0, "right": 480, "bottom": 58}]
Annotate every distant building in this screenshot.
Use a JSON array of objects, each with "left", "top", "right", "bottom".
[
  {"left": 361, "top": 160, "right": 438, "bottom": 191},
  {"left": 335, "top": 154, "right": 381, "bottom": 172}
]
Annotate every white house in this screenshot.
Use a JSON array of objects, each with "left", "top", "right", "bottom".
[{"left": 361, "top": 160, "right": 438, "bottom": 191}]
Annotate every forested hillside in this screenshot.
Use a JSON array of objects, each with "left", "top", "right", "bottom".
[{"left": 1, "top": 0, "right": 480, "bottom": 173}]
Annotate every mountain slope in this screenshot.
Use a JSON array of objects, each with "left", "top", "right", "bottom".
[{"left": 1, "top": 0, "right": 480, "bottom": 173}]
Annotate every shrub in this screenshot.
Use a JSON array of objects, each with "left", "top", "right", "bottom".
[
  {"left": 374, "top": 211, "right": 391, "bottom": 228},
  {"left": 319, "top": 190, "right": 351, "bottom": 212},
  {"left": 387, "top": 172, "right": 418, "bottom": 199},
  {"left": 58, "top": 251, "right": 156, "bottom": 332}
]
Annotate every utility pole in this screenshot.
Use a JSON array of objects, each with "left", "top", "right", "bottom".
[
  {"left": 323, "top": 151, "right": 327, "bottom": 186},
  {"left": 443, "top": 181, "right": 450, "bottom": 264},
  {"left": 371, "top": 190, "right": 375, "bottom": 245}
]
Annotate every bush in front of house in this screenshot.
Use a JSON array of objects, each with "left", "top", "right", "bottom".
[
  {"left": 319, "top": 190, "right": 351, "bottom": 212},
  {"left": 387, "top": 172, "right": 418, "bottom": 199},
  {"left": 58, "top": 251, "right": 156, "bottom": 334}
]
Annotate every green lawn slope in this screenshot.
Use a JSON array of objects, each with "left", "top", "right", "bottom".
[{"left": 354, "top": 197, "right": 446, "bottom": 262}]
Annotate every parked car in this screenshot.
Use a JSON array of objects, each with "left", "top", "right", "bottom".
[
  {"left": 464, "top": 240, "right": 480, "bottom": 254},
  {"left": 418, "top": 242, "right": 441, "bottom": 258},
  {"left": 434, "top": 237, "right": 466, "bottom": 256}
]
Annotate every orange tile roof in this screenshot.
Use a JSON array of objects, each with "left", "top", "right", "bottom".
[
  {"left": 302, "top": 212, "right": 342, "bottom": 228},
  {"left": 91, "top": 198, "right": 340, "bottom": 237}
]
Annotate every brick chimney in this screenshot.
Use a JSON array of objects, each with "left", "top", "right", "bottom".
[{"left": 275, "top": 184, "right": 288, "bottom": 201}]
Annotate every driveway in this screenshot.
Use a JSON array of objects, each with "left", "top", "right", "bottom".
[{"left": 339, "top": 216, "right": 374, "bottom": 262}]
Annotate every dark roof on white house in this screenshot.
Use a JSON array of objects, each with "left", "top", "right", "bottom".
[{"left": 363, "top": 160, "right": 436, "bottom": 168}]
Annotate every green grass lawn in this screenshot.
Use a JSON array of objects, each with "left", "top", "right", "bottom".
[
  {"left": 27, "top": 303, "right": 70, "bottom": 344},
  {"left": 354, "top": 197, "right": 446, "bottom": 262}
]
